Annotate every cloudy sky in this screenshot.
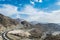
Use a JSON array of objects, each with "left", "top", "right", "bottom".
[{"left": 0, "top": 0, "right": 60, "bottom": 23}]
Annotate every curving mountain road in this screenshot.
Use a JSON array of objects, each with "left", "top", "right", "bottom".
[{"left": 2, "top": 31, "right": 12, "bottom": 40}]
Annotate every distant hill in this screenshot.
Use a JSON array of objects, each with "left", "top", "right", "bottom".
[
  {"left": 25, "top": 21, "right": 60, "bottom": 32},
  {"left": 35, "top": 23, "right": 60, "bottom": 32}
]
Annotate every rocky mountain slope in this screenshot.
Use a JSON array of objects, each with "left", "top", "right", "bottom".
[
  {"left": 0, "top": 13, "right": 60, "bottom": 40},
  {"left": 0, "top": 14, "right": 34, "bottom": 33},
  {"left": 34, "top": 23, "right": 60, "bottom": 32},
  {"left": 0, "top": 14, "right": 19, "bottom": 27},
  {"left": 0, "top": 14, "right": 20, "bottom": 32}
]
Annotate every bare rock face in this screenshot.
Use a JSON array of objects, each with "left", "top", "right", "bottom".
[
  {"left": 21, "top": 21, "right": 34, "bottom": 29},
  {"left": 0, "top": 14, "right": 19, "bottom": 27},
  {"left": 6, "top": 30, "right": 31, "bottom": 40},
  {"left": 29, "top": 28, "right": 43, "bottom": 38},
  {"left": 8, "top": 30, "right": 31, "bottom": 38},
  {"left": 0, "top": 13, "right": 35, "bottom": 32},
  {"left": 0, "top": 14, "right": 51, "bottom": 40},
  {"left": 44, "top": 34, "right": 60, "bottom": 40},
  {"left": 0, "top": 14, "right": 19, "bottom": 32},
  {"left": 6, "top": 29, "right": 42, "bottom": 40}
]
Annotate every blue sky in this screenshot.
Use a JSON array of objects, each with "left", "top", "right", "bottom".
[{"left": 0, "top": 0, "right": 60, "bottom": 23}]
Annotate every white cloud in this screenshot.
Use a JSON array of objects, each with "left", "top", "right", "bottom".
[
  {"left": 39, "top": 0, "right": 43, "bottom": 3},
  {"left": 33, "top": 0, "right": 43, "bottom": 2},
  {"left": 56, "top": 2, "right": 60, "bottom": 5},
  {"left": 30, "top": 0, "right": 43, "bottom": 4},
  {"left": 0, "top": 4, "right": 18, "bottom": 16},
  {"left": 19, "top": 5, "right": 60, "bottom": 23},
  {"left": 30, "top": 1, "right": 35, "bottom": 5},
  {"left": 0, "top": 4, "right": 60, "bottom": 23},
  {"left": 34, "top": 0, "right": 38, "bottom": 2},
  {"left": 16, "top": 14, "right": 21, "bottom": 18},
  {"left": 55, "top": 0, "right": 60, "bottom": 5}
]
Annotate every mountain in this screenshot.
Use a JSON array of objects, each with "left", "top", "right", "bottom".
[
  {"left": 0, "top": 14, "right": 19, "bottom": 27},
  {"left": 30, "top": 21, "right": 48, "bottom": 25},
  {"left": 0, "top": 13, "right": 35, "bottom": 32},
  {"left": 20, "top": 20, "right": 34, "bottom": 29},
  {"left": 0, "top": 13, "right": 60, "bottom": 32},
  {"left": 0, "top": 14, "right": 20, "bottom": 32},
  {"left": 1, "top": 14, "right": 60, "bottom": 40},
  {"left": 35, "top": 23, "right": 60, "bottom": 32}
]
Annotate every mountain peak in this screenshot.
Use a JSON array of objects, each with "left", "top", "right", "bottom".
[{"left": 0, "top": 13, "right": 19, "bottom": 27}]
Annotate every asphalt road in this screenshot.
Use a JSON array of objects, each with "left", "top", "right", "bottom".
[{"left": 2, "top": 31, "right": 12, "bottom": 40}]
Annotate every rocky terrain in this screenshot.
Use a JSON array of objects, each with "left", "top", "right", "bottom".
[{"left": 0, "top": 13, "right": 60, "bottom": 40}]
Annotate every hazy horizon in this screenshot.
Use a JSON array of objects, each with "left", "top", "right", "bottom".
[{"left": 0, "top": 0, "right": 60, "bottom": 23}]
